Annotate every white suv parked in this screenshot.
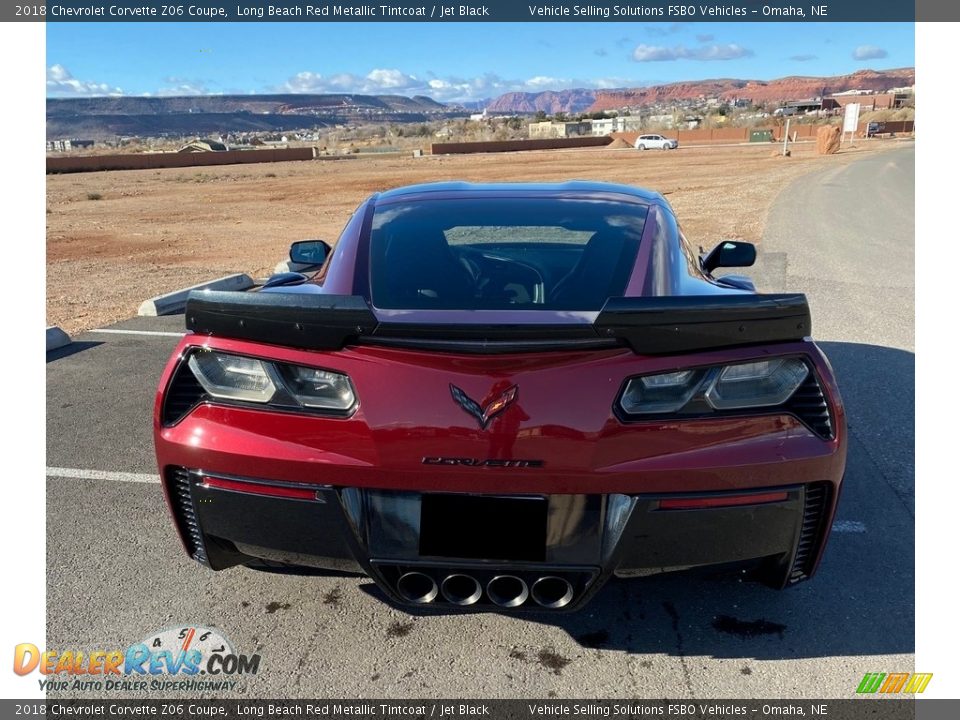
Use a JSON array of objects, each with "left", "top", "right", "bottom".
[{"left": 634, "top": 134, "right": 679, "bottom": 150}]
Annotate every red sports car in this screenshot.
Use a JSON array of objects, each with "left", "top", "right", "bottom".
[{"left": 153, "top": 182, "right": 846, "bottom": 612}]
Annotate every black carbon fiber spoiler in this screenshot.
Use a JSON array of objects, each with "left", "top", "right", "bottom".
[
  {"left": 595, "top": 294, "right": 811, "bottom": 353},
  {"left": 185, "top": 290, "right": 810, "bottom": 355},
  {"left": 185, "top": 291, "right": 378, "bottom": 350}
]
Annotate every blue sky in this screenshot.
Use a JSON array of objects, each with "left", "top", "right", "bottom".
[{"left": 46, "top": 22, "right": 914, "bottom": 102}]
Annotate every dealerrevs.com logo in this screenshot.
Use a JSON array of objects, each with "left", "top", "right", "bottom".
[{"left": 13, "top": 626, "right": 260, "bottom": 693}]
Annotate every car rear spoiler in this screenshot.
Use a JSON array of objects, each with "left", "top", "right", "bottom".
[
  {"left": 595, "top": 294, "right": 810, "bottom": 353},
  {"left": 185, "top": 291, "right": 810, "bottom": 355}
]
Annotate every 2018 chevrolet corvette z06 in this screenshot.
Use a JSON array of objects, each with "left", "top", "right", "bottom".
[{"left": 154, "top": 181, "right": 846, "bottom": 612}]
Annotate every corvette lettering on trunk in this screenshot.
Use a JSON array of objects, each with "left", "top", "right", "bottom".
[{"left": 422, "top": 457, "right": 545, "bottom": 468}]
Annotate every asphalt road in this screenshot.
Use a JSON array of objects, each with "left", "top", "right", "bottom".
[{"left": 45, "top": 144, "right": 915, "bottom": 699}]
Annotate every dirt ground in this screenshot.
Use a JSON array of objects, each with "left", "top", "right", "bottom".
[{"left": 46, "top": 140, "right": 901, "bottom": 335}]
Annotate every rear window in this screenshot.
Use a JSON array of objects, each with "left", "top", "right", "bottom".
[{"left": 369, "top": 197, "right": 648, "bottom": 310}]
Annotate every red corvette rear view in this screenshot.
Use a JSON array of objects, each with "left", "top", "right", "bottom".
[{"left": 153, "top": 182, "right": 846, "bottom": 611}]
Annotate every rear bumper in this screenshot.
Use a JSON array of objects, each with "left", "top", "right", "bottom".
[
  {"left": 155, "top": 336, "right": 846, "bottom": 611},
  {"left": 163, "top": 466, "right": 838, "bottom": 612}
]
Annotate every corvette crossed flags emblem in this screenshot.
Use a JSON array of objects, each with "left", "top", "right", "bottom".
[{"left": 449, "top": 384, "right": 519, "bottom": 430}]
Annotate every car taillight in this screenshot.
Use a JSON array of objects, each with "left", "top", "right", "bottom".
[
  {"left": 704, "top": 359, "right": 808, "bottom": 410},
  {"left": 618, "top": 357, "right": 814, "bottom": 422},
  {"left": 163, "top": 348, "right": 357, "bottom": 425}
]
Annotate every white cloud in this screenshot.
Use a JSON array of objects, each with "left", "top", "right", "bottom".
[
  {"left": 275, "top": 69, "right": 627, "bottom": 103},
  {"left": 365, "top": 68, "right": 418, "bottom": 89},
  {"left": 279, "top": 68, "right": 423, "bottom": 95},
  {"left": 47, "top": 64, "right": 122, "bottom": 96},
  {"left": 154, "top": 78, "right": 212, "bottom": 96},
  {"left": 526, "top": 76, "right": 565, "bottom": 89},
  {"left": 852, "top": 45, "right": 888, "bottom": 60},
  {"left": 632, "top": 43, "right": 753, "bottom": 62}
]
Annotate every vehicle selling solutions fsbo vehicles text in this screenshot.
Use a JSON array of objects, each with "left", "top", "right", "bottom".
[{"left": 527, "top": 5, "right": 751, "bottom": 17}]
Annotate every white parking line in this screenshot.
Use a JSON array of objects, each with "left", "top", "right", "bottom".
[
  {"left": 89, "top": 329, "right": 186, "bottom": 338},
  {"left": 46, "top": 467, "right": 160, "bottom": 484},
  {"left": 831, "top": 520, "right": 868, "bottom": 533}
]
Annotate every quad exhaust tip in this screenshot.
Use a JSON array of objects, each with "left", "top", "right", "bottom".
[
  {"left": 396, "top": 570, "right": 575, "bottom": 609},
  {"left": 440, "top": 574, "right": 483, "bottom": 606},
  {"left": 396, "top": 571, "right": 439, "bottom": 604},
  {"left": 486, "top": 575, "right": 529, "bottom": 608},
  {"left": 531, "top": 576, "right": 575, "bottom": 609}
]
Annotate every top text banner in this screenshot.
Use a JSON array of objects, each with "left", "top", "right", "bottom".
[{"left": 11, "top": 1, "right": 935, "bottom": 23}]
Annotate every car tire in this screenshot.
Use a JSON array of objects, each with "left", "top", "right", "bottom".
[
  {"left": 661, "top": 144, "right": 669, "bottom": 150},
  {"left": 638, "top": 144, "right": 646, "bottom": 150}
]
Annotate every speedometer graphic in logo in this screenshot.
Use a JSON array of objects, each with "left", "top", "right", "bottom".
[{"left": 141, "top": 625, "right": 234, "bottom": 671}]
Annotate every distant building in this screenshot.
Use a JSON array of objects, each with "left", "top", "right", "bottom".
[
  {"left": 528, "top": 121, "right": 592, "bottom": 139},
  {"left": 828, "top": 93, "right": 910, "bottom": 111},
  {"left": 178, "top": 138, "right": 228, "bottom": 153},
  {"left": 46, "top": 139, "right": 95, "bottom": 152},
  {"left": 774, "top": 98, "right": 840, "bottom": 117},
  {"left": 589, "top": 117, "right": 645, "bottom": 135}
]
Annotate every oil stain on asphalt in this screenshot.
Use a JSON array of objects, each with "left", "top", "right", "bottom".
[
  {"left": 536, "top": 648, "right": 572, "bottom": 676},
  {"left": 712, "top": 615, "right": 787, "bottom": 639},
  {"left": 386, "top": 620, "right": 415, "bottom": 638},
  {"left": 323, "top": 587, "right": 342, "bottom": 606},
  {"left": 265, "top": 601, "right": 291, "bottom": 614},
  {"left": 509, "top": 647, "right": 573, "bottom": 676}
]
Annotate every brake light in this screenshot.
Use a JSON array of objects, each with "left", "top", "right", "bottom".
[
  {"left": 657, "top": 491, "right": 788, "bottom": 510},
  {"left": 201, "top": 476, "right": 320, "bottom": 501}
]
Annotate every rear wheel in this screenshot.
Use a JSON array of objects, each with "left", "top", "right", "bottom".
[{"left": 637, "top": 143, "right": 646, "bottom": 150}]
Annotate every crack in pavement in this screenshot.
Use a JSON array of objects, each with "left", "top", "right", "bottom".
[
  {"left": 847, "top": 429, "right": 915, "bottom": 519},
  {"left": 662, "top": 601, "right": 694, "bottom": 698}
]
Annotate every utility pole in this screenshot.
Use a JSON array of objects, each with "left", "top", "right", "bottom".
[{"left": 783, "top": 118, "right": 791, "bottom": 156}]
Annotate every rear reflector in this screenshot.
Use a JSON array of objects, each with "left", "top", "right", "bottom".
[
  {"left": 201, "top": 476, "right": 319, "bottom": 501},
  {"left": 657, "top": 491, "right": 788, "bottom": 510}
]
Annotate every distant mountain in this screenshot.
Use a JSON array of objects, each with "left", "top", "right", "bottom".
[
  {"left": 485, "top": 89, "right": 598, "bottom": 115},
  {"left": 46, "top": 93, "right": 459, "bottom": 140},
  {"left": 484, "top": 68, "right": 915, "bottom": 115}
]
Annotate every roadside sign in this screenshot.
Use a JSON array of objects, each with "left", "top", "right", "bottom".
[{"left": 842, "top": 103, "right": 861, "bottom": 141}]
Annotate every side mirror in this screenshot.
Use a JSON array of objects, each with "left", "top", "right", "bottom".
[
  {"left": 701, "top": 241, "right": 756, "bottom": 274},
  {"left": 289, "top": 240, "right": 331, "bottom": 267}
]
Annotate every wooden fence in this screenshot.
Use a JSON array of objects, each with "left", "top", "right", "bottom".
[{"left": 46, "top": 147, "right": 317, "bottom": 174}]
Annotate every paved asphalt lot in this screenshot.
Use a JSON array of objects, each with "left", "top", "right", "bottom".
[{"left": 46, "top": 144, "right": 914, "bottom": 699}]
